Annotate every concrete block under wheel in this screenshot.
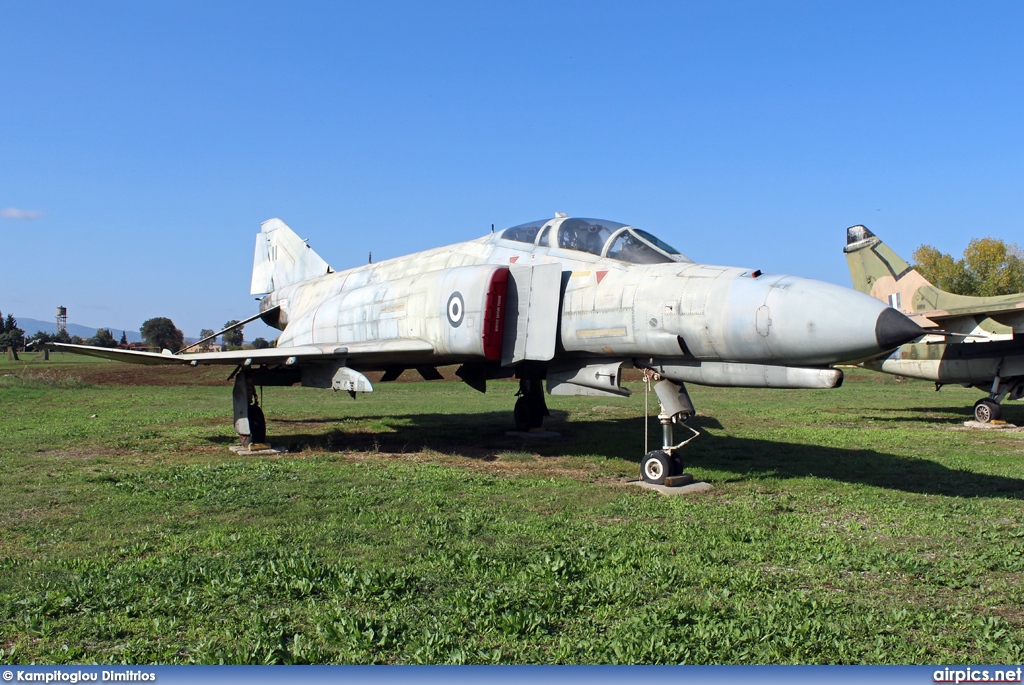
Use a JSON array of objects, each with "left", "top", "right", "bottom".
[
  {"left": 229, "top": 445, "right": 289, "bottom": 455},
  {"left": 629, "top": 479, "right": 713, "bottom": 495},
  {"left": 962, "top": 421, "right": 1019, "bottom": 430}
]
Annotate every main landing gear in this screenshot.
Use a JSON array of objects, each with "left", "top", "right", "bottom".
[
  {"left": 639, "top": 375, "right": 700, "bottom": 485},
  {"left": 973, "top": 398, "right": 1001, "bottom": 424},
  {"left": 973, "top": 376, "right": 1024, "bottom": 424},
  {"left": 514, "top": 376, "right": 550, "bottom": 431},
  {"left": 232, "top": 369, "right": 266, "bottom": 446}
]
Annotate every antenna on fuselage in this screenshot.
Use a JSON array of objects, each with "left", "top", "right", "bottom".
[
  {"left": 491, "top": 224, "right": 494, "bottom": 233},
  {"left": 369, "top": 252, "right": 373, "bottom": 264}
]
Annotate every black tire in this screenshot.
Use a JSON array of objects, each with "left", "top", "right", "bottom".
[
  {"left": 974, "top": 399, "right": 1001, "bottom": 423},
  {"left": 514, "top": 395, "right": 544, "bottom": 431},
  {"left": 640, "top": 451, "right": 672, "bottom": 484},
  {"left": 248, "top": 403, "right": 267, "bottom": 443}
]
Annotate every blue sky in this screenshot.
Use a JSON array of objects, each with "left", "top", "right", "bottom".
[{"left": 2, "top": 1, "right": 1023, "bottom": 339}]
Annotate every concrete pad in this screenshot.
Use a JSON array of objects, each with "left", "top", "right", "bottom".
[
  {"left": 505, "top": 430, "right": 561, "bottom": 439},
  {"left": 229, "top": 445, "right": 289, "bottom": 455},
  {"left": 962, "top": 420, "right": 1021, "bottom": 430},
  {"left": 629, "top": 480, "right": 714, "bottom": 495}
]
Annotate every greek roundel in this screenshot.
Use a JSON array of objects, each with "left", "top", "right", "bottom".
[{"left": 446, "top": 292, "right": 465, "bottom": 328}]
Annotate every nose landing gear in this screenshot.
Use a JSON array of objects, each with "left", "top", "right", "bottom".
[{"left": 639, "top": 374, "right": 700, "bottom": 485}]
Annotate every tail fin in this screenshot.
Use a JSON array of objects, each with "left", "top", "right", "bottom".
[
  {"left": 843, "top": 225, "right": 933, "bottom": 313},
  {"left": 250, "top": 218, "right": 333, "bottom": 295}
]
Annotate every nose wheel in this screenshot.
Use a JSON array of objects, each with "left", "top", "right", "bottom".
[
  {"left": 639, "top": 373, "right": 700, "bottom": 485},
  {"left": 640, "top": 450, "right": 683, "bottom": 485}
]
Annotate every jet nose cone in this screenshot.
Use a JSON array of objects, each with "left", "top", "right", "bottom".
[{"left": 874, "top": 308, "right": 924, "bottom": 350}]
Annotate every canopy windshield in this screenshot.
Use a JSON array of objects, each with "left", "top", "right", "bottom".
[
  {"left": 498, "top": 219, "right": 548, "bottom": 243},
  {"left": 498, "top": 216, "right": 689, "bottom": 263},
  {"left": 607, "top": 228, "right": 688, "bottom": 264}
]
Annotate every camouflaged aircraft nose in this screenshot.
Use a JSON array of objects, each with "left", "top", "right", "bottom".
[{"left": 874, "top": 307, "right": 924, "bottom": 351}]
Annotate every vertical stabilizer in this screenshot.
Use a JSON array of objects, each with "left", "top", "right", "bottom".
[
  {"left": 843, "top": 225, "right": 933, "bottom": 314},
  {"left": 250, "top": 219, "right": 333, "bottom": 295}
]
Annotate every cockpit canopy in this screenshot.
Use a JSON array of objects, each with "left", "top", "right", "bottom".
[{"left": 497, "top": 216, "right": 690, "bottom": 264}]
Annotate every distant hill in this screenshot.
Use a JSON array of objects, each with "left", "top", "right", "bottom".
[{"left": 16, "top": 317, "right": 144, "bottom": 343}]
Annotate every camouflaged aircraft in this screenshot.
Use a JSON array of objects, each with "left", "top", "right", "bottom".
[
  {"left": 845, "top": 225, "right": 1024, "bottom": 423},
  {"left": 47, "top": 214, "right": 923, "bottom": 483}
]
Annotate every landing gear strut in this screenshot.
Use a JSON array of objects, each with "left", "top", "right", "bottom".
[
  {"left": 639, "top": 375, "right": 700, "bottom": 485},
  {"left": 232, "top": 369, "right": 267, "bottom": 446},
  {"left": 514, "top": 376, "right": 549, "bottom": 431}
]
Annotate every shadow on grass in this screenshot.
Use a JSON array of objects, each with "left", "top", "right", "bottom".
[{"left": 206, "top": 410, "right": 1024, "bottom": 500}]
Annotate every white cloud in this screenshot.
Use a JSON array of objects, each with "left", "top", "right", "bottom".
[{"left": 0, "top": 207, "right": 43, "bottom": 220}]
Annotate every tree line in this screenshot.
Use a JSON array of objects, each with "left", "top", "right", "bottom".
[
  {"left": 913, "top": 237, "right": 1024, "bottom": 297},
  {"left": 1, "top": 311, "right": 273, "bottom": 352},
  {"left": 138, "top": 318, "right": 271, "bottom": 351}
]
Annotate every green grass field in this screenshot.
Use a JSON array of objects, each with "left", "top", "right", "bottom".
[{"left": 1, "top": 354, "right": 1022, "bottom": 664}]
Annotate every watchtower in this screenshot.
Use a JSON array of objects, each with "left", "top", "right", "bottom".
[{"left": 56, "top": 306, "right": 67, "bottom": 334}]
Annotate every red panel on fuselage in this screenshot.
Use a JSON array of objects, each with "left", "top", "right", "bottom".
[{"left": 483, "top": 268, "right": 509, "bottom": 361}]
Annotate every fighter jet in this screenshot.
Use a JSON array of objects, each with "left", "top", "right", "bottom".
[
  {"left": 47, "top": 214, "right": 922, "bottom": 483},
  {"left": 845, "top": 225, "right": 1024, "bottom": 423}
]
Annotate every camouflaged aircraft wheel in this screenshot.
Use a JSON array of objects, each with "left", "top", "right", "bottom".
[
  {"left": 248, "top": 403, "right": 267, "bottom": 443},
  {"left": 974, "top": 399, "right": 1001, "bottom": 424},
  {"left": 641, "top": 451, "right": 672, "bottom": 484},
  {"left": 514, "top": 395, "right": 544, "bottom": 431}
]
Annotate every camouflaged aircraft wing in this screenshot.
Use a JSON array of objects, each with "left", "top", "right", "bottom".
[{"left": 916, "top": 298, "right": 1024, "bottom": 322}]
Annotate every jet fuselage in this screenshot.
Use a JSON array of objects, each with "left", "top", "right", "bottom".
[{"left": 258, "top": 218, "right": 917, "bottom": 382}]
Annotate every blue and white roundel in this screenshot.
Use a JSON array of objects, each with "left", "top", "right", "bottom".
[{"left": 446, "top": 292, "right": 464, "bottom": 328}]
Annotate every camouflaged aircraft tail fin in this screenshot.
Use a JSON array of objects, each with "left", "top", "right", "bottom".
[{"left": 843, "top": 225, "right": 934, "bottom": 313}]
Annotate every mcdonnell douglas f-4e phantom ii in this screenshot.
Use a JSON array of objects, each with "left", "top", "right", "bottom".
[
  {"left": 845, "top": 225, "right": 1024, "bottom": 424},
  {"left": 48, "top": 214, "right": 923, "bottom": 483}
]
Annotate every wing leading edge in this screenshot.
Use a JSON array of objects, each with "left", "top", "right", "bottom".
[{"left": 43, "top": 340, "right": 434, "bottom": 367}]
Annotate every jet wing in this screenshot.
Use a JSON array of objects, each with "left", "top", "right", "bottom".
[
  {"left": 921, "top": 300, "right": 1024, "bottom": 321},
  {"left": 43, "top": 340, "right": 434, "bottom": 366}
]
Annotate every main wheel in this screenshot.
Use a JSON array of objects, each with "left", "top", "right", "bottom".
[
  {"left": 514, "top": 395, "right": 544, "bottom": 431},
  {"left": 640, "top": 451, "right": 673, "bottom": 484},
  {"left": 248, "top": 403, "right": 267, "bottom": 443},
  {"left": 974, "top": 398, "right": 1001, "bottom": 423}
]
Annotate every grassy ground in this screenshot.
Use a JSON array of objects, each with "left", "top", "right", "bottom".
[{"left": 0, "top": 353, "right": 1022, "bottom": 664}]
